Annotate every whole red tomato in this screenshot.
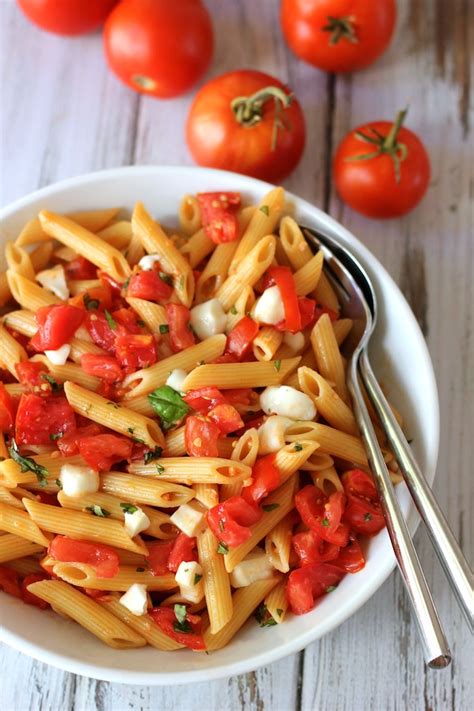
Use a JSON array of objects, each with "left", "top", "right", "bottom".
[
  {"left": 333, "top": 110, "right": 431, "bottom": 218},
  {"left": 17, "top": 0, "right": 117, "bottom": 36},
  {"left": 186, "top": 70, "right": 305, "bottom": 182},
  {"left": 103, "top": 0, "right": 213, "bottom": 99},
  {"left": 281, "top": 0, "right": 396, "bottom": 73}
]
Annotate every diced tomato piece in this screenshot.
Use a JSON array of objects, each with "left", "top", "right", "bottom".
[
  {"left": 147, "top": 540, "right": 175, "bottom": 576},
  {"left": 0, "top": 566, "right": 22, "bottom": 598},
  {"left": 115, "top": 334, "right": 157, "bottom": 371},
  {"left": 295, "top": 485, "right": 350, "bottom": 547},
  {"left": 342, "top": 469, "right": 385, "bottom": 536},
  {"left": 332, "top": 536, "right": 366, "bottom": 573},
  {"left": 167, "top": 533, "right": 198, "bottom": 573},
  {"left": 212, "top": 353, "right": 238, "bottom": 364},
  {"left": 57, "top": 424, "right": 103, "bottom": 456},
  {"left": 197, "top": 192, "right": 241, "bottom": 244},
  {"left": 185, "top": 415, "right": 220, "bottom": 457},
  {"left": 0, "top": 383, "right": 17, "bottom": 434},
  {"left": 224, "top": 388, "right": 253, "bottom": 406},
  {"left": 78, "top": 434, "right": 133, "bottom": 472},
  {"left": 99, "top": 270, "right": 124, "bottom": 295},
  {"left": 292, "top": 529, "right": 340, "bottom": 567},
  {"left": 208, "top": 403, "right": 244, "bottom": 435},
  {"left": 242, "top": 453, "right": 281, "bottom": 505},
  {"left": 65, "top": 256, "right": 97, "bottom": 280},
  {"left": 69, "top": 284, "right": 113, "bottom": 311},
  {"left": 21, "top": 573, "right": 50, "bottom": 608},
  {"left": 286, "top": 563, "right": 345, "bottom": 614},
  {"left": 81, "top": 354, "right": 124, "bottom": 383},
  {"left": 297, "top": 297, "right": 317, "bottom": 329},
  {"left": 149, "top": 606, "right": 205, "bottom": 650},
  {"left": 225, "top": 316, "right": 259, "bottom": 360},
  {"left": 127, "top": 270, "right": 173, "bottom": 302},
  {"left": 85, "top": 311, "right": 117, "bottom": 353},
  {"left": 266, "top": 266, "right": 301, "bottom": 333},
  {"left": 165, "top": 304, "right": 195, "bottom": 352},
  {"left": 15, "top": 361, "right": 48, "bottom": 392},
  {"left": 207, "top": 496, "right": 262, "bottom": 548},
  {"left": 35, "top": 491, "right": 59, "bottom": 506},
  {"left": 48, "top": 535, "right": 119, "bottom": 578},
  {"left": 111, "top": 307, "right": 143, "bottom": 334},
  {"left": 15, "top": 394, "right": 76, "bottom": 445},
  {"left": 30, "top": 305, "right": 85, "bottom": 351},
  {"left": 183, "top": 386, "right": 227, "bottom": 414}
]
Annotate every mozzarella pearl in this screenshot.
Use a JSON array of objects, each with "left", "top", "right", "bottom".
[
  {"left": 253, "top": 286, "right": 285, "bottom": 325},
  {"left": 166, "top": 368, "right": 188, "bottom": 393},
  {"left": 119, "top": 583, "right": 148, "bottom": 616},
  {"left": 260, "top": 385, "right": 316, "bottom": 421},
  {"left": 59, "top": 464, "right": 99, "bottom": 498},
  {"left": 190, "top": 299, "right": 227, "bottom": 340}
]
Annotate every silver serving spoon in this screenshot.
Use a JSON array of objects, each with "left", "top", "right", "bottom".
[{"left": 301, "top": 225, "right": 472, "bottom": 667}]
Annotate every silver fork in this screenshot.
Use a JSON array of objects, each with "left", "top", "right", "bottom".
[{"left": 301, "top": 225, "right": 473, "bottom": 667}]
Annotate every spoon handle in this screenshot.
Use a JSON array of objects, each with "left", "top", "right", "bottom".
[
  {"left": 359, "top": 349, "right": 474, "bottom": 632},
  {"left": 347, "top": 356, "right": 451, "bottom": 669}
]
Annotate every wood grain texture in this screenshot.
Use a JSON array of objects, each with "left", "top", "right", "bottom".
[{"left": 0, "top": 0, "right": 472, "bottom": 709}]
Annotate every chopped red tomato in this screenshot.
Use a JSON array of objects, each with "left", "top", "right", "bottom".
[
  {"left": 15, "top": 361, "right": 48, "bottom": 391},
  {"left": 166, "top": 304, "right": 196, "bottom": 352},
  {"left": 0, "top": 383, "right": 17, "bottom": 433},
  {"left": 80, "top": 354, "right": 124, "bottom": 383},
  {"left": 65, "top": 256, "right": 97, "bottom": 280},
  {"left": 332, "top": 536, "right": 366, "bottom": 573},
  {"left": 15, "top": 394, "right": 76, "bottom": 445},
  {"left": 21, "top": 573, "right": 50, "bottom": 609},
  {"left": 225, "top": 316, "right": 259, "bottom": 360},
  {"left": 297, "top": 297, "right": 317, "bottom": 329},
  {"left": 224, "top": 388, "right": 253, "bottom": 406},
  {"left": 295, "top": 486, "right": 350, "bottom": 547},
  {"left": 149, "top": 606, "right": 205, "bottom": 650},
  {"left": 147, "top": 540, "right": 175, "bottom": 576},
  {"left": 57, "top": 424, "right": 103, "bottom": 456},
  {"left": 115, "top": 334, "right": 157, "bottom": 371},
  {"left": 48, "top": 536, "right": 119, "bottom": 578},
  {"left": 30, "top": 304, "right": 85, "bottom": 351},
  {"left": 127, "top": 270, "right": 173, "bottom": 302},
  {"left": 167, "top": 533, "right": 198, "bottom": 573},
  {"left": 0, "top": 566, "right": 21, "bottom": 597},
  {"left": 78, "top": 434, "right": 133, "bottom": 471},
  {"left": 197, "top": 192, "right": 241, "bottom": 244},
  {"left": 242, "top": 454, "right": 281, "bottom": 505},
  {"left": 185, "top": 415, "right": 220, "bottom": 457},
  {"left": 183, "top": 386, "right": 227, "bottom": 413},
  {"left": 342, "top": 469, "right": 385, "bottom": 536},
  {"left": 212, "top": 353, "right": 238, "bottom": 364},
  {"left": 266, "top": 266, "right": 301, "bottom": 333},
  {"left": 36, "top": 491, "right": 60, "bottom": 506},
  {"left": 99, "top": 270, "right": 124, "bottom": 295},
  {"left": 292, "top": 529, "right": 340, "bottom": 567},
  {"left": 85, "top": 311, "right": 117, "bottom": 353},
  {"left": 112, "top": 307, "right": 143, "bottom": 334},
  {"left": 69, "top": 284, "right": 113, "bottom": 311},
  {"left": 208, "top": 403, "right": 243, "bottom": 434},
  {"left": 207, "top": 496, "right": 262, "bottom": 548},
  {"left": 286, "top": 563, "right": 345, "bottom": 614}
]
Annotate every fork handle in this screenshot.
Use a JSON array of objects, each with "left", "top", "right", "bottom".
[
  {"left": 359, "top": 349, "right": 474, "bottom": 632},
  {"left": 347, "top": 358, "right": 451, "bottom": 668}
]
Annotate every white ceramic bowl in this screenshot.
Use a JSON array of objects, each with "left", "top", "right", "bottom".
[{"left": 0, "top": 166, "right": 439, "bottom": 684}]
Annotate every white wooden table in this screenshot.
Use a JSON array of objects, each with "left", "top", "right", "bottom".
[{"left": 1, "top": 1, "right": 472, "bottom": 709}]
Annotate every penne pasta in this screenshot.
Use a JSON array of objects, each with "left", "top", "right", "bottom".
[
  {"left": 264, "top": 578, "right": 289, "bottom": 624},
  {"left": 179, "top": 194, "right": 202, "bottom": 235},
  {"left": 128, "top": 457, "right": 251, "bottom": 485},
  {"left": 197, "top": 528, "right": 233, "bottom": 634},
  {"left": 285, "top": 422, "right": 368, "bottom": 467},
  {"left": 5, "top": 241, "right": 35, "bottom": 280},
  {"left": 252, "top": 326, "right": 283, "bottom": 362},
  {"left": 182, "top": 357, "right": 301, "bottom": 391},
  {"left": 311, "top": 314, "right": 349, "bottom": 403},
  {"left": 100, "top": 472, "right": 194, "bottom": 508},
  {"left": 0, "top": 322, "right": 27, "bottom": 376},
  {"left": 0, "top": 533, "right": 44, "bottom": 563},
  {"left": 279, "top": 216, "right": 313, "bottom": 270},
  {"left": 100, "top": 596, "right": 183, "bottom": 650},
  {"left": 52, "top": 562, "right": 176, "bottom": 591},
  {"left": 216, "top": 235, "right": 276, "bottom": 311},
  {"left": 16, "top": 209, "right": 120, "bottom": 246},
  {"left": 265, "top": 512, "right": 295, "bottom": 573},
  {"left": 0, "top": 502, "right": 51, "bottom": 546},
  {"left": 293, "top": 251, "right": 324, "bottom": 296},
  {"left": 298, "top": 366, "right": 358, "bottom": 435}
]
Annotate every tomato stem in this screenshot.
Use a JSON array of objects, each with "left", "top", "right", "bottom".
[
  {"left": 231, "top": 86, "right": 293, "bottom": 150},
  {"left": 322, "top": 16, "right": 358, "bottom": 45},
  {"left": 345, "top": 109, "right": 409, "bottom": 184}
]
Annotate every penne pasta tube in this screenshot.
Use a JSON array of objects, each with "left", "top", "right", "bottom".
[
  {"left": 182, "top": 357, "right": 301, "bottom": 391},
  {"left": 179, "top": 228, "right": 214, "bottom": 268},
  {"left": 298, "top": 366, "right": 358, "bottom": 435},
  {"left": 224, "top": 475, "right": 298, "bottom": 572},
  {"left": 192, "top": 483, "right": 219, "bottom": 509},
  {"left": 311, "top": 466, "right": 344, "bottom": 495},
  {"left": 128, "top": 457, "right": 251, "bottom": 485},
  {"left": 0, "top": 485, "right": 36, "bottom": 509},
  {"left": 216, "top": 235, "right": 276, "bottom": 311},
  {"left": 252, "top": 326, "right": 283, "bottom": 361},
  {"left": 203, "top": 575, "right": 280, "bottom": 650},
  {"left": 293, "top": 251, "right": 324, "bottom": 296},
  {"left": 265, "top": 512, "right": 295, "bottom": 573},
  {"left": 125, "top": 297, "right": 167, "bottom": 335},
  {"left": 313, "top": 271, "right": 340, "bottom": 312},
  {"left": 2, "top": 309, "right": 37, "bottom": 337},
  {"left": 264, "top": 578, "right": 288, "bottom": 624},
  {"left": 52, "top": 562, "right": 176, "bottom": 592},
  {"left": 274, "top": 441, "right": 320, "bottom": 485},
  {"left": 67, "top": 279, "right": 101, "bottom": 296},
  {"left": 285, "top": 422, "right": 368, "bottom": 467},
  {"left": 5, "top": 242, "right": 35, "bottom": 280},
  {"left": 0, "top": 533, "right": 44, "bottom": 563},
  {"left": 221, "top": 428, "right": 259, "bottom": 501},
  {"left": 279, "top": 216, "right": 313, "bottom": 271},
  {"left": 197, "top": 528, "right": 233, "bottom": 634},
  {"left": 100, "top": 596, "right": 183, "bottom": 650},
  {"left": 225, "top": 286, "right": 256, "bottom": 333},
  {"left": 100, "top": 472, "right": 194, "bottom": 508},
  {"left": 23, "top": 498, "right": 148, "bottom": 554},
  {"left": 7, "top": 271, "right": 59, "bottom": 311},
  {"left": 0, "top": 502, "right": 51, "bottom": 546},
  {"left": 311, "top": 314, "right": 349, "bottom": 403},
  {"left": 30, "top": 241, "right": 55, "bottom": 271},
  {"left": 0, "top": 453, "right": 84, "bottom": 487},
  {"left": 38, "top": 210, "right": 131, "bottom": 283},
  {"left": 31, "top": 354, "right": 100, "bottom": 391},
  {"left": 300, "top": 451, "right": 335, "bottom": 472},
  {"left": 196, "top": 241, "right": 239, "bottom": 303},
  {"left": 179, "top": 194, "right": 201, "bottom": 235},
  {"left": 64, "top": 381, "right": 165, "bottom": 450},
  {"left": 125, "top": 231, "right": 145, "bottom": 267},
  {"left": 27, "top": 579, "right": 146, "bottom": 649},
  {"left": 332, "top": 318, "right": 353, "bottom": 346},
  {"left": 0, "top": 322, "right": 27, "bottom": 375},
  {"left": 6, "top": 555, "right": 44, "bottom": 576},
  {"left": 16, "top": 209, "right": 120, "bottom": 246},
  {"left": 96, "top": 220, "right": 132, "bottom": 250}
]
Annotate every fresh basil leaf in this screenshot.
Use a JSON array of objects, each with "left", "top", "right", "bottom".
[
  {"left": 86, "top": 505, "right": 110, "bottom": 517},
  {"left": 262, "top": 503, "right": 280, "bottom": 512},
  {"left": 9, "top": 439, "right": 48, "bottom": 486},
  {"left": 120, "top": 503, "right": 138, "bottom": 514},
  {"left": 326, "top": 585, "right": 337, "bottom": 593},
  {"left": 104, "top": 310, "right": 117, "bottom": 330},
  {"left": 174, "top": 604, "right": 187, "bottom": 625},
  {"left": 274, "top": 359, "right": 281, "bottom": 372},
  {"left": 159, "top": 272, "right": 173, "bottom": 286},
  {"left": 159, "top": 324, "right": 169, "bottom": 334},
  {"left": 217, "top": 542, "right": 229, "bottom": 555},
  {"left": 50, "top": 432, "right": 63, "bottom": 441},
  {"left": 194, "top": 574, "right": 202, "bottom": 585},
  {"left": 259, "top": 205, "right": 270, "bottom": 216},
  {"left": 144, "top": 447, "right": 163, "bottom": 464},
  {"left": 83, "top": 293, "right": 99, "bottom": 310},
  {"left": 148, "top": 385, "right": 189, "bottom": 430},
  {"left": 294, "top": 442, "right": 303, "bottom": 452},
  {"left": 42, "top": 373, "right": 61, "bottom": 392}
]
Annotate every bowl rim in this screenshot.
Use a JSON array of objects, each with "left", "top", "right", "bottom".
[{"left": 0, "top": 165, "right": 440, "bottom": 685}]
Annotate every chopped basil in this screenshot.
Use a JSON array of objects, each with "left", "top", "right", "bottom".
[
  {"left": 230, "top": 305, "right": 237, "bottom": 315},
  {"left": 194, "top": 574, "right": 202, "bottom": 585},
  {"left": 104, "top": 310, "right": 117, "bottom": 329},
  {"left": 137, "top": 319, "right": 145, "bottom": 327},
  {"left": 9, "top": 439, "right": 48, "bottom": 487},
  {"left": 173, "top": 604, "right": 192, "bottom": 633},
  {"left": 322, "top": 517, "right": 330, "bottom": 527},
  {"left": 122, "top": 276, "right": 131, "bottom": 291},
  {"left": 120, "top": 503, "right": 138, "bottom": 514},
  {"left": 364, "top": 512, "right": 373, "bottom": 521},
  {"left": 144, "top": 447, "right": 163, "bottom": 464},
  {"left": 136, "top": 567, "right": 145, "bottom": 572},
  {"left": 159, "top": 324, "right": 169, "bottom": 334},
  {"left": 179, "top": 275, "right": 185, "bottom": 290},
  {"left": 276, "top": 608, "right": 283, "bottom": 617},
  {"left": 217, "top": 542, "right": 229, "bottom": 555},
  {"left": 127, "top": 427, "right": 144, "bottom": 444},
  {"left": 86, "top": 505, "right": 111, "bottom": 517},
  {"left": 50, "top": 432, "right": 63, "bottom": 441},
  {"left": 255, "top": 603, "right": 277, "bottom": 627},
  {"left": 294, "top": 442, "right": 303, "bottom": 452},
  {"left": 83, "top": 293, "right": 99, "bottom": 310},
  {"left": 274, "top": 359, "right": 281, "bottom": 372},
  {"left": 159, "top": 272, "right": 173, "bottom": 286},
  {"left": 55, "top": 478, "right": 63, "bottom": 489},
  {"left": 326, "top": 585, "right": 337, "bottom": 593},
  {"left": 155, "top": 462, "right": 165, "bottom": 474},
  {"left": 42, "top": 373, "right": 61, "bottom": 392},
  {"left": 262, "top": 503, "right": 280, "bottom": 512},
  {"left": 148, "top": 385, "right": 190, "bottom": 430},
  {"left": 107, "top": 401, "right": 120, "bottom": 409},
  {"left": 259, "top": 205, "right": 270, "bottom": 216}
]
